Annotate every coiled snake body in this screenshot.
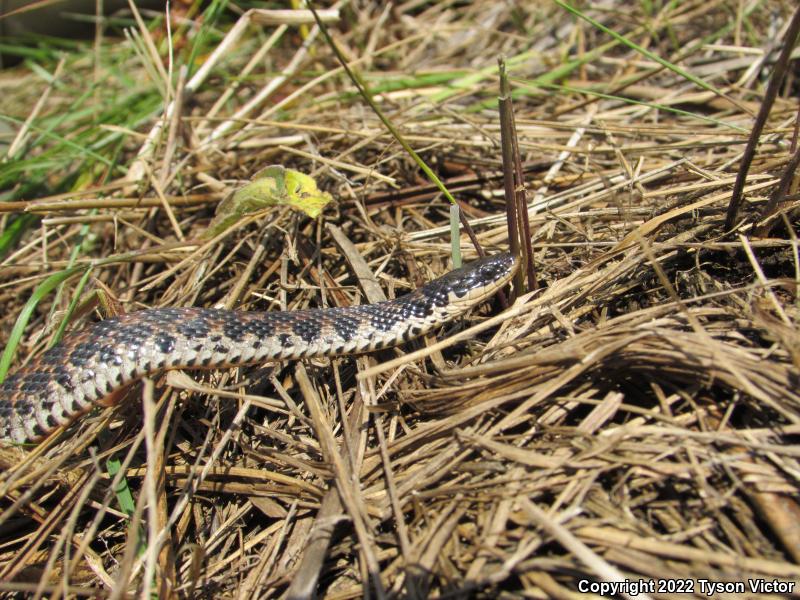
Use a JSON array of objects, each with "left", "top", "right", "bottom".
[{"left": 0, "top": 253, "right": 517, "bottom": 444}]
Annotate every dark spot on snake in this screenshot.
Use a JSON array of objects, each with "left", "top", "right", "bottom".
[
  {"left": 166, "top": 307, "right": 185, "bottom": 319},
  {"left": 68, "top": 342, "right": 99, "bottom": 368},
  {"left": 369, "top": 310, "right": 399, "bottom": 333},
  {"left": 177, "top": 319, "right": 212, "bottom": 340},
  {"left": 98, "top": 344, "right": 123, "bottom": 366},
  {"left": 420, "top": 286, "right": 450, "bottom": 308},
  {"left": 252, "top": 340, "right": 262, "bottom": 350},
  {"left": 209, "top": 334, "right": 221, "bottom": 343},
  {"left": 40, "top": 346, "right": 66, "bottom": 365},
  {"left": 1, "top": 373, "right": 20, "bottom": 392},
  {"left": 44, "top": 411, "right": 60, "bottom": 428},
  {"left": 16, "top": 398, "right": 34, "bottom": 416},
  {"left": 39, "top": 398, "right": 56, "bottom": 415},
  {"left": 413, "top": 299, "right": 434, "bottom": 319},
  {"left": 333, "top": 313, "right": 359, "bottom": 342},
  {"left": 155, "top": 334, "right": 176, "bottom": 354},
  {"left": 249, "top": 319, "right": 276, "bottom": 338},
  {"left": 53, "top": 366, "right": 74, "bottom": 392},
  {"left": 223, "top": 313, "right": 275, "bottom": 342},
  {"left": 144, "top": 308, "right": 167, "bottom": 321},
  {"left": 113, "top": 324, "right": 154, "bottom": 350},
  {"left": 115, "top": 372, "right": 124, "bottom": 383},
  {"left": 278, "top": 333, "right": 292, "bottom": 348},
  {"left": 201, "top": 357, "right": 212, "bottom": 366},
  {"left": 91, "top": 319, "right": 115, "bottom": 334},
  {"left": 221, "top": 325, "right": 241, "bottom": 342},
  {"left": 292, "top": 319, "right": 321, "bottom": 344},
  {"left": 20, "top": 372, "right": 49, "bottom": 394},
  {"left": 214, "top": 344, "right": 229, "bottom": 355}
]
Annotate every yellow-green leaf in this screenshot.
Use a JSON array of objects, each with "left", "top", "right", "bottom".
[{"left": 205, "top": 165, "right": 333, "bottom": 238}]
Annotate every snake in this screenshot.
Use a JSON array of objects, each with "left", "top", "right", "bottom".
[{"left": 0, "top": 253, "right": 517, "bottom": 445}]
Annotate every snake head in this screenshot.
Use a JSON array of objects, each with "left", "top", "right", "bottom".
[{"left": 420, "top": 252, "right": 519, "bottom": 309}]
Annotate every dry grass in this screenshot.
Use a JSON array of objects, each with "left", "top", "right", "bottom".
[{"left": 1, "top": 1, "right": 799, "bottom": 598}]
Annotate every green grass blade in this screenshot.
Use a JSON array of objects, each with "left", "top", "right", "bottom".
[
  {"left": 0, "top": 214, "right": 38, "bottom": 260},
  {"left": 0, "top": 264, "right": 87, "bottom": 381},
  {"left": 529, "top": 81, "right": 748, "bottom": 133},
  {"left": 554, "top": 0, "right": 750, "bottom": 114},
  {"left": 51, "top": 266, "right": 95, "bottom": 346},
  {"left": 106, "top": 457, "right": 148, "bottom": 557}
]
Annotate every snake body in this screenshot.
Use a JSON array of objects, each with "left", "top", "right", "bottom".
[{"left": 0, "top": 253, "right": 517, "bottom": 444}]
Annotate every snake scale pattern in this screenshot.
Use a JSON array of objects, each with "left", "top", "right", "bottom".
[{"left": 0, "top": 253, "right": 517, "bottom": 444}]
